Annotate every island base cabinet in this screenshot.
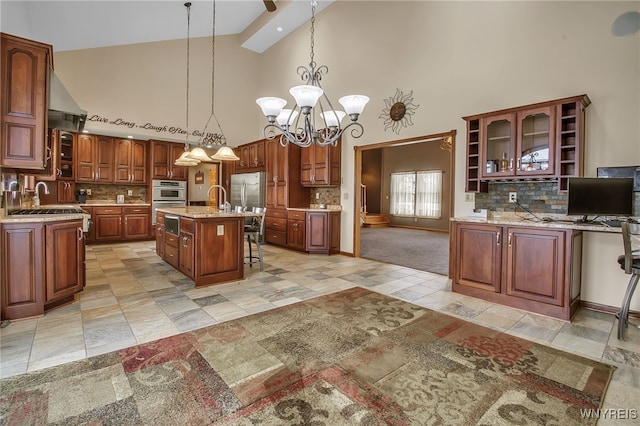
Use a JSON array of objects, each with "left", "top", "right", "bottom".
[
  {"left": 194, "top": 219, "right": 243, "bottom": 286},
  {"left": 1, "top": 223, "right": 45, "bottom": 320},
  {"left": 155, "top": 214, "right": 245, "bottom": 287},
  {"left": 451, "top": 221, "right": 582, "bottom": 320}
]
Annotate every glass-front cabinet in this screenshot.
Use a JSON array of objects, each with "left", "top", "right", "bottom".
[
  {"left": 465, "top": 95, "right": 590, "bottom": 193},
  {"left": 517, "top": 106, "right": 555, "bottom": 175},
  {"left": 480, "top": 106, "right": 555, "bottom": 180},
  {"left": 482, "top": 113, "right": 516, "bottom": 177}
]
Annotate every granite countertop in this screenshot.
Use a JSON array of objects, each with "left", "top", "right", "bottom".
[
  {"left": 81, "top": 201, "right": 150, "bottom": 206},
  {"left": 288, "top": 204, "right": 342, "bottom": 212},
  {"left": 451, "top": 213, "right": 637, "bottom": 234},
  {"left": 0, "top": 204, "right": 91, "bottom": 224},
  {"left": 156, "top": 206, "right": 258, "bottom": 219}
]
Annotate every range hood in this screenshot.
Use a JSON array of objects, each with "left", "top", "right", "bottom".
[{"left": 48, "top": 68, "right": 87, "bottom": 132}]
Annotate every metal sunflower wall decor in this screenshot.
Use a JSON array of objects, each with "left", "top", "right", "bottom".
[{"left": 379, "top": 88, "right": 420, "bottom": 134}]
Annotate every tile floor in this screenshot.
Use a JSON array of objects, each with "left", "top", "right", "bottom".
[{"left": 1, "top": 240, "right": 639, "bottom": 424}]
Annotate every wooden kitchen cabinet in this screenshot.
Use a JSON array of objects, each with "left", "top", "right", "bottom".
[
  {"left": 300, "top": 141, "right": 341, "bottom": 187},
  {"left": 1, "top": 33, "right": 52, "bottom": 170},
  {"left": 93, "top": 206, "right": 122, "bottom": 241},
  {"left": 123, "top": 206, "right": 150, "bottom": 239},
  {"left": 287, "top": 210, "right": 306, "bottom": 251},
  {"left": 150, "top": 140, "right": 187, "bottom": 181},
  {"left": 114, "top": 138, "right": 147, "bottom": 184},
  {"left": 164, "top": 231, "right": 180, "bottom": 269},
  {"left": 236, "top": 139, "right": 265, "bottom": 172},
  {"left": 463, "top": 95, "right": 590, "bottom": 192},
  {"left": 286, "top": 210, "right": 341, "bottom": 254},
  {"left": 1, "top": 222, "right": 45, "bottom": 319},
  {"left": 306, "top": 211, "right": 341, "bottom": 254},
  {"left": 179, "top": 218, "right": 195, "bottom": 278},
  {"left": 155, "top": 211, "right": 165, "bottom": 258},
  {"left": 45, "top": 220, "right": 85, "bottom": 304},
  {"left": 57, "top": 180, "right": 76, "bottom": 203},
  {"left": 75, "top": 134, "right": 114, "bottom": 183},
  {"left": 1, "top": 219, "right": 86, "bottom": 321},
  {"left": 451, "top": 221, "right": 583, "bottom": 320},
  {"left": 90, "top": 205, "right": 150, "bottom": 242},
  {"left": 264, "top": 139, "right": 309, "bottom": 246}
]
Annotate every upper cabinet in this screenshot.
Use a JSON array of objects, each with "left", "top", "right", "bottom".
[
  {"left": 150, "top": 140, "right": 187, "bottom": 181},
  {"left": 114, "top": 138, "right": 147, "bottom": 184},
  {"left": 235, "top": 139, "right": 265, "bottom": 172},
  {"left": 0, "top": 33, "right": 52, "bottom": 170},
  {"left": 464, "top": 95, "right": 590, "bottom": 192},
  {"left": 75, "top": 134, "right": 113, "bottom": 183},
  {"left": 300, "top": 141, "right": 341, "bottom": 187}
]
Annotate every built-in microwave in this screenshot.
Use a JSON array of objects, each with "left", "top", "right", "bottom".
[{"left": 152, "top": 180, "right": 186, "bottom": 201}]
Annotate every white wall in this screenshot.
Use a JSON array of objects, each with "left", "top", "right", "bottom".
[{"left": 51, "top": 1, "right": 640, "bottom": 311}]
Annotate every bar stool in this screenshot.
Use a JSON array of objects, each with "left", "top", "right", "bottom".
[
  {"left": 616, "top": 222, "right": 640, "bottom": 340},
  {"left": 245, "top": 207, "right": 266, "bottom": 271}
]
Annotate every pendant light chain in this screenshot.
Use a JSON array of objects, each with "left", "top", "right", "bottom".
[
  {"left": 211, "top": 1, "right": 216, "bottom": 117},
  {"left": 309, "top": 1, "right": 315, "bottom": 69},
  {"left": 185, "top": 2, "right": 192, "bottom": 145}
]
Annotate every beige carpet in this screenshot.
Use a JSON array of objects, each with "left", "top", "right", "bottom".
[{"left": 360, "top": 226, "right": 449, "bottom": 275}]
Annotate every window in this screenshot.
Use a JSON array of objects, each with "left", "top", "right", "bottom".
[{"left": 390, "top": 170, "right": 442, "bottom": 218}]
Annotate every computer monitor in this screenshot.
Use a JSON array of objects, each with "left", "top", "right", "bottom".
[{"left": 567, "top": 177, "right": 634, "bottom": 220}]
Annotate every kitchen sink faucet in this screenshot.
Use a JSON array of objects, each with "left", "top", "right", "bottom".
[
  {"left": 33, "top": 182, "right": 50, "bottom": 207},
  {"left": 207, "top": 184, "right": 230, "bottom": 213}
]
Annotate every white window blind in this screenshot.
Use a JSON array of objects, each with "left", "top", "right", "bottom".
[
  {"left": 416, "top": 170, "right": 442, "bottom": 218},
  {"left": 390, "top": 170, "right": 442, "bottom": 218}
]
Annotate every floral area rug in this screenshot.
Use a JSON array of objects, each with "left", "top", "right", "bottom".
[{"left": 1, "top": 288, "right": 614, "bottom": 425}]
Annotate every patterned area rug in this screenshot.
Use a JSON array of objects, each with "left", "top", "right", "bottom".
[{"left": 1, "top": 288, "right": 614, "bottom": 425}]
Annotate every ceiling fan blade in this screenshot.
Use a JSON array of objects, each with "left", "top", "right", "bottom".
[{"left": 263, "top": 0, "right": 276, "bottom": 12}]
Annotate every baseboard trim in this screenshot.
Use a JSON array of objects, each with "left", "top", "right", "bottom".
[{"left": 581, "top": 300, "right": 640, "bottom": 319}]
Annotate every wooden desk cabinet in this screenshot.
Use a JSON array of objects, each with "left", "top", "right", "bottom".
[{"left": 451, "top": 221, "right": 582, "bottom": 320}]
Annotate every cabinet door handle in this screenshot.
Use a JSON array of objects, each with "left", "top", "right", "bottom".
[
  {"left": 496, "top": 232, "right": 501, "bottom": 246},
  {"left": 77, "top": 227, "right": 83, "bottom": 241},
  {"left": 508, "top": 233, "right": 512, "bottom": 246}
]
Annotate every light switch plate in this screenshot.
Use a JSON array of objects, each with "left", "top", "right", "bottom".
[{"left": 217, "top": 224, "right": 224, "bottom": 236}]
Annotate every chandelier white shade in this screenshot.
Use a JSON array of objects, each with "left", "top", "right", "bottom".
[
  {"left": 339, "top": 95, "right": 370, "bottom": 116},
  {"left": 320, "top": 110, "right": 346, "bottom": 128},
  {"left": 276, "top": 109, "right": 299, "bottom": 126},
  {"left": 256, "top": 1, "right": 368, "bottom": 147}
]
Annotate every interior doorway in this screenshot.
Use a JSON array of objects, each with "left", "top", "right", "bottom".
[{"left": 353, "top": 130, "right": 456, "bottom": 276}]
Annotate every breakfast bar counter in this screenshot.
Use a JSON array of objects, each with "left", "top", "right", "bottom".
[{"left": 155, "top": 207, "right": 258, "bottom": 287}]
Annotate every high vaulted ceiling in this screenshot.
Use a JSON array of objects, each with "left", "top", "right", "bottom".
[{"left": 0, "top": 0, "right": 333, "bottom": 53}]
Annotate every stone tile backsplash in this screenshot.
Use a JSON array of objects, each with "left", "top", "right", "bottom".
[
  {"left": 309, "top": 187, "right": 341, "bottom": 207},
  {"left": 76, "top": 184, "right": 148, "bottom": 204},
  {"left": 475, "top": 181, "right": 640, "bottom": 216}
]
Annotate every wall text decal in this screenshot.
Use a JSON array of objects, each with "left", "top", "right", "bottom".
[{"left": 87, "top": 114, "right": 216, "bottom": 139}]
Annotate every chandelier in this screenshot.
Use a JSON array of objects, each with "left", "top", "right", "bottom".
[
  {"left": 176, "top": 1, "right": 238, "bottom": 167},
  {"left": 256, "top": 1, "right": 369, "bottom": 147}
]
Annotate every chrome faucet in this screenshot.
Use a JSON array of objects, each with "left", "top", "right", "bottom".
[
  {"left": 35, "top": 181, "right": 50, "bottom": 197},
  {"left": 33, "top": 182, "right": 50, "bottom": 207},
  {"left": 207, "top": 184, "right": 229, "bottom": 212}
]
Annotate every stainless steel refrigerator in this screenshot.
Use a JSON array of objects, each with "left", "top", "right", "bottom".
[{"left": 230, "top": 171, "right": 265, "bottom": 211}]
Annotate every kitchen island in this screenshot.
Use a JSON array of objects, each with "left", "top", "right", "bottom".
[{"left": 155, "top": 206, "right": 258, "bottom": 287}]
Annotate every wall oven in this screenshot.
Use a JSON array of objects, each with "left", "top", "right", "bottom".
[{"left": 152, "top": 180, "right": 187, "bottom": 225}]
